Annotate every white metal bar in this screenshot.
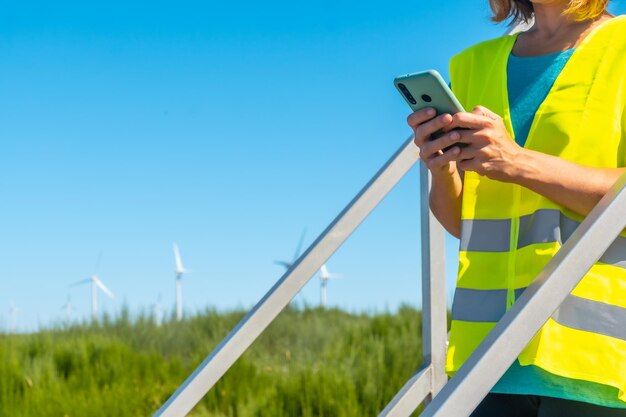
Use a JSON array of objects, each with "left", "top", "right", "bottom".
[
  {"left": 377, "top": 164, "right": 448, "bottom": 417},
  {"left": 419, "top": 165, "right": 448, "bottom": 401},
  {"left": 378, "top": 366, "right": 433, "bottom": 417},
  {"left": 421, "top": 171, "right": 626, "bottom": 417},
  {"left": 154, "top": 135, "right": 420, "bottom": 417}
]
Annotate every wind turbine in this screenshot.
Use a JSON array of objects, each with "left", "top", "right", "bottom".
[
  {"left": 9, "top": 302, "right": 20, "bottom": 334},
  {"left": 173, "top": 243, "right": 191, "bottom": 322},
  {"left": 152, "top": 295, "right": 163, "bottom": 327},
  {"left": 71, "top": 256, "right": 115, "bottom": 321},
  {"left": 318, "top": 264, "right": 342, "bottom": 308},
  {"left": 275, "top": 229, "right": 307, "bottom": 271},
  {"left": 61, "top": 297, "right": 74, "bottom": 323}
]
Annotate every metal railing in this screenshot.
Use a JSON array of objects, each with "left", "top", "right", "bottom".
[
  {"left": 154, "top": 127, "right": 626, "bottom": 417},
  {"left": 154, "top": 135, "right": 430, "bottom": 417},
  {"left": 386, "top": 170, "right": 626, "bottom": 417}
]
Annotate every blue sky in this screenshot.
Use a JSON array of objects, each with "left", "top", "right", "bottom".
[{"left": 2, "top": 1, "right": 625, "bottom": 331}]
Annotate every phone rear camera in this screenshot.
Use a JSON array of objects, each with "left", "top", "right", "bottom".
[
  {"left": 421, "top": 94, "right": 432, "bottom": 103},
  {"left": 398, "top": 83, "right": 417, "bottom": 105}
]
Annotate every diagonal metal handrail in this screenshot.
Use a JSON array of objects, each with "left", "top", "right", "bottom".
[
  {"left": 154, "top": 136, "right": 423, "bottom": 416},
  {"left": 393, "top": 170, "right": 626, "bottom": 417}
]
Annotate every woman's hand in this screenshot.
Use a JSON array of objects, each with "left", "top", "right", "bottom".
[
  {"left": 442, "top": 105, "right": 626, "bottom": 217},
  {"left": 443, "top": 106, "right": 523, "bottom": 182},
  {"left": 407, "top": 107, "right": 464, "bottom": 237},
  {"left": 407, "top": 107, "right": 461, "bottom": 177}
]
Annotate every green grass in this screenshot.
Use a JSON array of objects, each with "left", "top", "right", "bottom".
[{"left": 0, "top": 305, "right": 428, "bottom": 417}]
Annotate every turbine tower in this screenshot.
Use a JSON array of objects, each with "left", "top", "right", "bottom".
[
  {"left": 152, "top": 295, "right": 163, "bottom": 327},
  {"left": 9, "top": 302, "right": 20, "bottom": 334},
  {"left": 173, "top": 243, "right": 191, "bottom": 322},
  {"left": 71, "top": 256, "right": 115, "bottom": 321},
  {"left": 275, "top": 229, "right": 307, "bottom": 271},
  {"left": 318, "top": 264, "right": 342, "bottom": 308},
  {"left": 61, "top": 297, "right": 74, "bottom": 323}
]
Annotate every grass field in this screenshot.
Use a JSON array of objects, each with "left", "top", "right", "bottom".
[{"left": 0, "top": 306, "right": 429, "bottom": 417}]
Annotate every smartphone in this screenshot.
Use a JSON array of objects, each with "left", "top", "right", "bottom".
[
  {"left": 394, "top": 69, "right": 464, "bottom": 114},
  {"left": 394, "top": 70, "right": 466, "bottom": 148}
]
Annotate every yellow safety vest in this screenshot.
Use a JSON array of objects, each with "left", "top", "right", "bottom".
[{"left": 446, "top": 16, "right": 626, "bottom": 401}]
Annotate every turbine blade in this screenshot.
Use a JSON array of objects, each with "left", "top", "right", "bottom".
[
  {"left": 274, "top": 260, "right": 291, "bottom": 269},
  {"left": 70, "top": 278, "right": 92, "bottom": 287},
  {"left": 94, "top": 251, "right": 103, "bottom": 274},
  {"left": 319, "top": 263, "right": 342, "bottom": 279},
  {"left": 292, "top": 229, "right": 307, "bottom": 263},
  {"left": 94, "top": 277, "right": 115, "bottom": 299},
  {"left": 173, "top": 243, "right": 184, "bottom": 272}
]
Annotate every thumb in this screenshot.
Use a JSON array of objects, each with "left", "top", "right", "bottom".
[{"left": 472, "top": 105, "right": 500, "bottom": 120}]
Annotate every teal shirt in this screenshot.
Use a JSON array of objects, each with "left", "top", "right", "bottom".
[
  {"left": 491, "top": 48, "right": 626, "bottom": 409},
  {"left": 507, "top": 49, "right": 575, "bottom": 147}
]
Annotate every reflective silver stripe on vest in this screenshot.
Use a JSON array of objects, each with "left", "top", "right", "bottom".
[
  {"left": 452, "top": 287, "right": 526, "bottom": 322},
  {"left": 553, "top": 295, "right": 626, "bottom": 341},
  {"left": 459, "top": 219, "right": 511, "bottom": 252},
  {"left": 557, "top": 212, "right": 580, "bottom": 246},
  {"left": 452, "top": 288, "right": 626, "bottom": 341},
  {"left": 460, "top": 209, "right": 626, "bottom": 268},
  {"left": 517, "top": 209, "right": 561, "bottom": 248},
  {"left": 600, "top": 236, "right": 626, "bottom": 269}
]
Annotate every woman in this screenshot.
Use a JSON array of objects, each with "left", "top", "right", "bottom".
[{"left": 408, "top": 1, "right": 626, "bottom": 416}]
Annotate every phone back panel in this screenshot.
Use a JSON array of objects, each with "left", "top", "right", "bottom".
[{"left": 394, "top": 70, "right": 465, "bottom": 115}]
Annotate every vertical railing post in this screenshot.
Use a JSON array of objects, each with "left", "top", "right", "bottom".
[
  {"left": 377, "top": 158, "right": 449, "bottom": 417},
  {"left": 419, "top": 164, "right": 448, "bottom": 401}
]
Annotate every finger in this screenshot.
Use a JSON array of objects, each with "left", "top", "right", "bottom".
[
  {"left": 457, "top": 158, "right": 482, "bottom": 174},
  {"left": 407, "top": 107, "right": 437, "bottom": 129},
  {"left": 425, "top": 146, "right": 462, "bottom": 171},
  {"left": 414, "top": 113, "right": 454, "bottom": 144},
  {"left": 447, "top": 128, "right": 486, "bottom": 145},
  {"left": 449, "top": 112, "right": 491, "bottom": 130},
  {"left": 472, "top": 105, "right": 500, "bottom": 121},
  {"left": 455, "top": 145, "right": 480, "bottom": 161},
  {"left": 419, "top": 141, "right": 441, "bottom": 161},
  {"left": 429, "top": 128, "right": 483, "bottom": 150},
  {"left": 421, "top": 129, "right": 463, "bottom": 158}
]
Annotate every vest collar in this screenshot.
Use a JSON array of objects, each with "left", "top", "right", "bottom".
[{"left": 497, "top": 15, "right": 626, "bottom": 149}]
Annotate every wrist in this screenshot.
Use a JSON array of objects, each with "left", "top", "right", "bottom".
[
  {"left": 431, "top": 162, "right": 461, "bottom": 190},
  {"left": 431, "top": 161, "right": 458, "bottom": 178},
  {"left": 507, "top": 147, "right": 540, "bottom": 185}
]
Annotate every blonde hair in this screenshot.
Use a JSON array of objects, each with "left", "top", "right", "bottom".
[{"left": 489, "top": 0, "right": 609, "bottom": 23}]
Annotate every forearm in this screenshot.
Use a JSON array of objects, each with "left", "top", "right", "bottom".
[
  {"left": 429, "top": 168, "right": 463, "bottom": 238},
  {"left": 511, "top": 149, "right": 626, "bottom": 217}
]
